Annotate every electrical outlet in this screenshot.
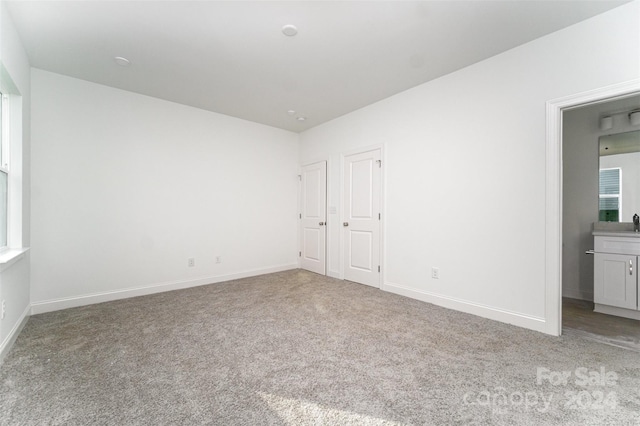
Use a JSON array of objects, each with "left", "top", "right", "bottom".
[
  {"left": 188, "top": 258, "right": 195, "bottom": 267},
  {"left": 216, "top": 256, "right": 222, "bottom": 264},
  {"left": 431, "top": 267, "right": 440, "bottom": 279},
  {"left": 1, "top": 300, "right": 5, "bottom": 320}
]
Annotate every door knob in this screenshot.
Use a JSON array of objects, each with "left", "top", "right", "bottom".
[
  {"left": 319, "top": 222, "right": 325, "bottom": 226},
  {"left": 343, "top": 222, "right": 349, "bottom": 227}
]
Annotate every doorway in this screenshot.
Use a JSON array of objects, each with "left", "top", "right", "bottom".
[
  {"left": 553, "top": 84, "right": 640, "bottom": 348},
  {"left": 562, "top": 94, "right": 640, "bottom": 350}
]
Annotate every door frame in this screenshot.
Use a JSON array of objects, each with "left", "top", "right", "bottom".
[
  {"left": 545, "top": 79, "right": 640, "bottom": 336},
  {"left": 298, "top": 159, "right": 329, "bottom": 274},
  {"left": 339, "top": 144, "right": 385, "bottom": 287}
]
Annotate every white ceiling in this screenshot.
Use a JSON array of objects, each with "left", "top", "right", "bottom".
[{"left": 6, "top": 0, "right": 631, "bottom": 132}]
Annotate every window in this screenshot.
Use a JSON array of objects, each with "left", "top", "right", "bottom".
[
  {"left": 0, "top": 62, "right": 23, "bottom": 254},
  {"left": 599, "top": 168, "right": 621, "bottom": 222},
  {"left": 0, "top": 62, "right": 25, "bottom": 255},
  {"left": 0, "top": 91, "right": 7, "bottom": 248}
]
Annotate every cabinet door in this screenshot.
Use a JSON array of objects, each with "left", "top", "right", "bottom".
[{"left": 594, "top": 253, "right": 637, "bottom": 310}]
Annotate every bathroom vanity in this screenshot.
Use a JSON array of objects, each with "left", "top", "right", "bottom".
[{"left": 592, "top": 229, "right": 640, "bottom": 320}]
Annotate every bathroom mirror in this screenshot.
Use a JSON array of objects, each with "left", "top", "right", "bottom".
[{"left": 598, "top": 130, "right": 640, "bottom": 222}]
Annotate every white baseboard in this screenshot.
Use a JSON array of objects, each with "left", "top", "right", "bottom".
[
  {"left": 31, "top": 263, "right": 298, "bottom": 315},
  {"left": 383, "top": 281, "right": 549, "bottom": 334},
  {"left": 562, "top": 288, "right": 594, "bottom": 302},
  {"left": 0, "top": 304, "right": 30, "bottom": 365}
]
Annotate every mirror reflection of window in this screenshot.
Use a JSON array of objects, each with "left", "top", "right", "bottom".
[{"left": 598, "top": 168, "right": 621, "bottom": 222}]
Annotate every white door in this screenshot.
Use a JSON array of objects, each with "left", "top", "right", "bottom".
[
  {"left": 300, "top": 161, "right": 327, "bottom": 275},
  {"left": 343, "top": 149, "right": 381, "bottom": 287}
]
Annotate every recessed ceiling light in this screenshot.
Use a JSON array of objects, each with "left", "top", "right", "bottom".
[
  {"left": 282, "top": 25, "right": 298, "bottom": 37},
  {"left": 287, "top": 110, "right": 296, "bottom": 115},
  {"left": 297, "top": 116, "right": 306, "bottom": 122},
  {"left": 114, "top": 56, "right": 131, "bottom": 67}
]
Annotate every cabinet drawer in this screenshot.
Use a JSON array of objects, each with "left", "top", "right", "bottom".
[{"left": 595, "top": 237, "right": 640, "bottom": 256}]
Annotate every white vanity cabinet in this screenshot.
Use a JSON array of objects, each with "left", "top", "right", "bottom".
[
  {"left": 594, "top": 253, "right": 637, "bottom": 309},
  {"left": 593, "top": 232, "right": 640, "bottom": 320}
]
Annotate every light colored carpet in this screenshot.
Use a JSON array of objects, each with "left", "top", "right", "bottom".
[{"left": 1, "top": 270, "right": 639, "bottom": 425}]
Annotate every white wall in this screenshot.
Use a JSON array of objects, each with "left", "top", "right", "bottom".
[
  {"left": 0, "top": 1, "right": 31, "bottom": 361},
  {"left": 563, "top": 101, "right": 640, "bottom": 301},
  {"left": 562, "top": 107, "right": 599, "bottom": 301},
  {"left": 300, "top": 2, "right": 640, "bottom": 333},
  {"left": 31, "top": 69, "right": 299, "bottom": 312}
]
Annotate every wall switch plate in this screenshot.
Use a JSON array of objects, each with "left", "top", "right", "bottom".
[
  {"left": 216, "top": 256, "right": 222, "bottom": 264},
  {"left": 188, "top": 258, "right": 195, "bottom": 267},
  {"left": 431, "top": 267, "right": 440, "bottom": 279}
]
